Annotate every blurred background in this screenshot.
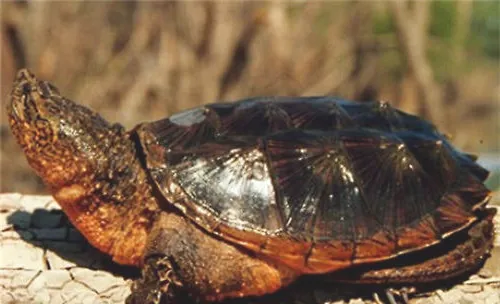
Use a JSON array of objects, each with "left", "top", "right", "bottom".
[{"left": 1, "top": 1, "right": 499, "bottom": 194}]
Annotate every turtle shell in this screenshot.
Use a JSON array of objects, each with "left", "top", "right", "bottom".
[{"left": 137, "top": 97, "right": 491, "bottom": 274}]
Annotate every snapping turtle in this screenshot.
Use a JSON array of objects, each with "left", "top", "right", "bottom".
[{"left": 7, "top": 69, "right": 495, "bottom": 303}]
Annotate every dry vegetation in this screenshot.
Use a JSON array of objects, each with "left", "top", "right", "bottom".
[{"left": 1, "top": 1, "right": 499, "bottom": 193}]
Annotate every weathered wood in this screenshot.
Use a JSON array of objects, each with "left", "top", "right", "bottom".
[{"left": 1, "top": 193, "right": 499, "bottom": 304}]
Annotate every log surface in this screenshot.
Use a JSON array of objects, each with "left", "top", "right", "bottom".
[{"left": 1, "top": 193, "right": 499, "bottom": 304}]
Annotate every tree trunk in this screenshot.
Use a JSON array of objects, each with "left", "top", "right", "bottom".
[{"left": 390, "top": 1, "right": 446, "bottom": 128}]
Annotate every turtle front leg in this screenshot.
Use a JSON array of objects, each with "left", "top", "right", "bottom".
[
  {"left": 127, "top": 256, "right": 185, "bottom": 304},
  {"left": 134, "top": 211, "right": 298, "bottom": 303}
]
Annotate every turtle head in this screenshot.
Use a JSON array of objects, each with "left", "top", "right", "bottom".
[
  {"left": 8, "top": 69, "right": 160, "bottom": 265},
  {"left": 7, "top": 69, "right": 119, "bottom": 189}
]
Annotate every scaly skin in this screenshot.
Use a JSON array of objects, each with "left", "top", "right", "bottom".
[{"left": 7, "top": 69, "right": 160, "bottom": 266}]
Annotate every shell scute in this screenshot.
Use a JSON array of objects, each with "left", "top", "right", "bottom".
[
  {"left": 264, "top": 130, "right": 380, "bottom": 241},
  {"left": 340, "top": 130, "right": 444, "bottom": 230},
  {"left": 146, "top": 106, "right": 219, "bottom": 150},
  {"left": 210, "top": 98, "right": 293, "bottom": 137},
  {"left": 353, "top": 229, "right": 396, "bottom": 260},
  {"left": 395, "top": 215, "right": 438, "bottom": 251},
  {"left": 282, "top": 97, "right": 356, "bottom": 130}
]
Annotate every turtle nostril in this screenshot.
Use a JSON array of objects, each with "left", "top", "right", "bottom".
[{"left": 16, "top": 69, "right": 35, "bottom": 82}]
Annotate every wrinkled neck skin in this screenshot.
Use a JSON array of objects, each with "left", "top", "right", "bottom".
[
  {"left": 50, "top": 126, "right": 160, "bottom": 266},
  {"left": 8, "top": 70, "right": 159, "bottom": 266}
]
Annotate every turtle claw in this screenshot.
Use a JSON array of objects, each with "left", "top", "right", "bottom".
[
  {"left": 372, "top": 292, "right": 384, "bottom": 304},
  {"left": 386, "top": 292, "right": 397, "bottom": 304},
  {"left": 382, "top": 287, "right": 415, "bottom": 304},
  {"left": 126, "top": 256, "right": 180, "bottom": 304}
]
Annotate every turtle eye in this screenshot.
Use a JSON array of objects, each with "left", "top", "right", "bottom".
[
  {"left": 21, "top": 82, "right": 32, "bottom": 95},
  {"left": 37, "top": 81, "right": 59, "bottom": 98}
]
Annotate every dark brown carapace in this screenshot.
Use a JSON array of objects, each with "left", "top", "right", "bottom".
[
  {"left": 8, "top": 69, "right": 159, "bottom": 265},
  {"left": 8, "top": 69, "right": 495, "bottom": 303}
]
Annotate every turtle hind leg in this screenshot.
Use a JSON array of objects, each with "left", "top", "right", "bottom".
[{"left": 329, "top": 208, "right": 495, "bottom": 285}]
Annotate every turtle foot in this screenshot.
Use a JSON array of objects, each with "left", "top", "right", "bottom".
[{"left": 126, "top": 256, "right": 182, "bottom": 304}]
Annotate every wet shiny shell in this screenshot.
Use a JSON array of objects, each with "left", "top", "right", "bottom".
[{"left": 137, "top": 96, "right": 490, "bottom": 274}]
